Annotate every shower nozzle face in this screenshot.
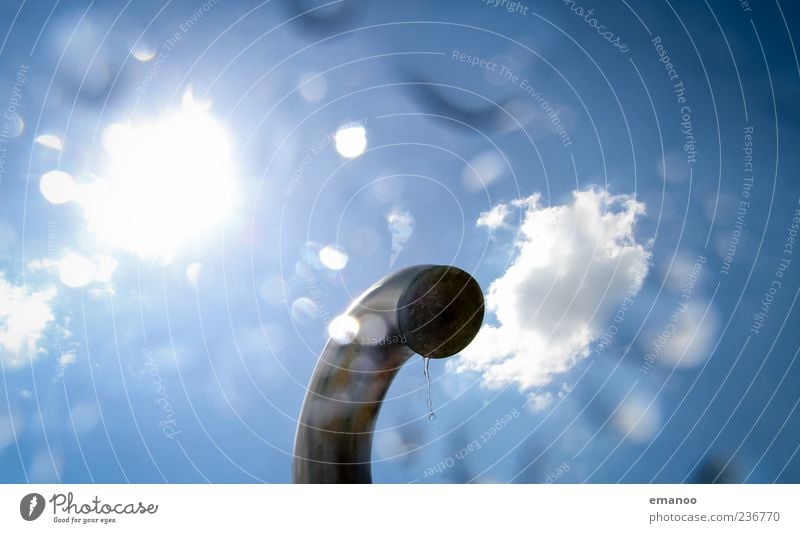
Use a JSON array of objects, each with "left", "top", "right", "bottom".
[{"left": 396, "top": 265, "right": 485, "bottom": 359}]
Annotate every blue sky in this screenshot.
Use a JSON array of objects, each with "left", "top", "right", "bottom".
[{"left": 1, "top": 0, "right": 799, "bottom": 483}]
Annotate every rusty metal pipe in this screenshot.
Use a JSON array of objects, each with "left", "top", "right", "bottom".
[{"left": 292, "top": 265, "right": 484, "bottom": 483}]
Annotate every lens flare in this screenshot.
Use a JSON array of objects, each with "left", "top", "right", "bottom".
[
  {"left": 39, "top": 170, "right": 76, "bottom": 205},
  {"left": 328, "top": 314, "right": 360, "bottom": 345},
  {"left": 319, "top": 245, "right": 348, "bottom": 270},
  {"left": 334, "top": 125, "right": 367, "bottom": 159},
  {"left": 34, "top": 134, "right": 64, "bottom": 151}
]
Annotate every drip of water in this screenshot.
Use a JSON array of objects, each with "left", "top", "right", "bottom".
[{"left": 423, "top": 357, "right": 435, "bottom": 421}]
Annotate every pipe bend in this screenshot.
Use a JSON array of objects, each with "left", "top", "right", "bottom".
[{"left": 292, "top": 264, "right": 484, "bottom": 483}]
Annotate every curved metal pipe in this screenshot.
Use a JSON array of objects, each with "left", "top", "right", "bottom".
[{"left": 293, "top": 265, "right": 484, "bottom": 483}]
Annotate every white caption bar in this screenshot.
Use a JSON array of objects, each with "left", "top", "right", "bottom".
[{"left": 1, "top": 484, "right": 798, "bottom": 532}]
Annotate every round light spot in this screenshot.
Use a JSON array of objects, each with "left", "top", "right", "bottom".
[
  {"left": 374, "top": 429, "right": 412, "bottom": 459},
  {"left": 371, "top": 176, "right": 405, "bottom": 204},
  {"left": 40, "top": 171, "right": 76, "bottom": 205},
  {"left": 348, "top": 226, "right": 380, "bottom": 256},
  {"left": 259, "top": 277, "right": 288, "bottom": 306},
  {"left": 291, "top": 297, "right": 318, "bottom": 324},
  {"left": 58, "top": 253, "right": 96, "bottom": 288},
  {"left": 658, "top": 152, "right": 691, "bottom": 183},
  {"left": 0, "top": 220, "right": 17, "bottom": 252},
  {"left": 70, "top": 403, "right": 100, "bottom": 434},
  {"left": 358, "top": 313, "right": 388, "bottom": 342},
  {"left": 300, "top": 242, "right": 324, "bottom": 269},
  {"left": 262, "top": 322, "right": 289, "bottom": 352},
  {"left": 4, "top": 112, "right": 24, "bottom": 138},
  {"left": 328, "top": 314, "right": 360, "bottom": 345},
  {"left": 334, "top": 125, "right": 367, "bottom": 159},
  {"left": 319, "top": 245, "right": 348, "bottom": 270},
  {"left": 0, "top": 412, "right": 24, "bottom": 451},
  {"left": 186, "top": 262, "right": 202, "bottom": 288},
  {"left": 132, "top": 42, "right": 157, "bottom": 62},
  {"left": 461, "top": 151, "right": 505, "bottom": 192},
  {"left": 299, "top": 72, "right": 327, "bottom": 101},
  {"left": 612, "top": 396, "right": 660, "bottom": 442},
  {"left": 34, "top": 134, "right": 64, "bottom": 151},
  {"left": 294, "top": 260, "right": 314, "bottom": 280}
]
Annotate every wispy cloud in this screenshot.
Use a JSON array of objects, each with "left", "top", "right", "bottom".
[
  {"left": 54, "top": 350, "right": 77, "bottom": 380},
  {"left": 388, "top": 209, "right": 415, "bottom": 267}
]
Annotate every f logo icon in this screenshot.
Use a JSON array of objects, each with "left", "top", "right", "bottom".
[{"left": 20, "top": 493, "right": 45, "bottom": 521}]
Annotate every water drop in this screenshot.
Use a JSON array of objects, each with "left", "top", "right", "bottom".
[{"left": 423, "top": 357, "right": 435, "bottom": 421}]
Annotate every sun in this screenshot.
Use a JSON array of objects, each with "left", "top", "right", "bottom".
[{"left": 75, "top": 89, "right": 238, "bottom": 262}]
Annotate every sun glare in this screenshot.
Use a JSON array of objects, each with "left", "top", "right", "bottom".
[{"left": 76, "top": 89, "right": 237, "bottom": 262}]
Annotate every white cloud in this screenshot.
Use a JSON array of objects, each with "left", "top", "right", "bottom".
[
  {"left": 0, "top": 274, "right": 56, "bottom": 368},
  {"left": 527, "top": 391, "right": 554, "bottom": 412},
  {"left": 476, "top": 203, "right": 511, "bottom": 230},
  {"left": 57, "top": 351, "right": 76, "bottom": 366},
  {"left": 451, "top": 188, "right": 650, "bottom": 393},
  {"left": 526, "top": 382, "right": 573, "bottom": 413}
]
